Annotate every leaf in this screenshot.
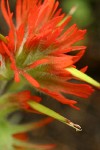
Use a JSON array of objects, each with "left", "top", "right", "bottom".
[
  {"left": 28, "top": 101, "right": 82, "bottom": 131},
  {"left": 66, "top": 67, "right": 100, "bottom": 88}
]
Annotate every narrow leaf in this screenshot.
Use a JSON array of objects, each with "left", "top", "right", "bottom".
[
  {"left": 66, "top": 67, "right": 100, "bottom": 88},
  {"left": 28, "top": 101, "right": 82, "bottom": 131}
]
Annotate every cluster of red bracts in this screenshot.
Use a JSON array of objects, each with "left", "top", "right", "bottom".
[{"left": 0, "top": 0, "right": 94, "bottom": 112}]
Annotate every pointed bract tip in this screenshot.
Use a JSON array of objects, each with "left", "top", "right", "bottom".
[{"left": 66, "top": 119, "right": 82, "bottom": 131}]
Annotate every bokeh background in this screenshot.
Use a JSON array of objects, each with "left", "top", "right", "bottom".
[{"left": 0, "top": 0, "right": 100, "bottom": 150}]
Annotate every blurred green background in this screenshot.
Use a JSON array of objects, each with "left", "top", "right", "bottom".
[{"left": 0, "top": 0, "right": 100, "bottom": 150}]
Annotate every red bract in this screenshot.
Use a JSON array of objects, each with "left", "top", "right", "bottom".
[
  {"left": 10, "top": 90, "right": 42, "bottom": 112},
  {"left": 0, "top": 0, "right": 94, "bottom": 109}
]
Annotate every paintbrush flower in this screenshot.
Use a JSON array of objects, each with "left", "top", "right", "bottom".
[{"left": 0, "top": 0, "right": 99, "bottom": 110}]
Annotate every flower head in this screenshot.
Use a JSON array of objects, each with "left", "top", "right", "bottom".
[{"left": 0, "top": 0, "right": 99, "bottom": 110}]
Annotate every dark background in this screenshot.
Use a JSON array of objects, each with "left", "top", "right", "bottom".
[{"left": 0, "top": 0, "right": 100, "bottom": 150}]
